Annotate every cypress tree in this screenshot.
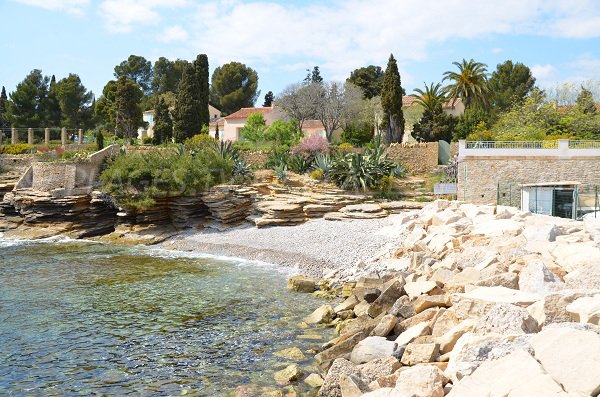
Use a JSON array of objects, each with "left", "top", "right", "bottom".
[
  {"left": 153, "top": 97, "right": 173, "bottom": 144},
  {"left": 173, "top": 63, "right": 201, "bottom": 142},
  {"left": 46, "top": 75, "right": 62, "bottom": 127},
  {"left": 194, "top": 54, "right": 210, "bottom": 129},
  {"left": 0, "top": 86, "right": 9, "bottom": 131},
  {"left": 263, "top": 91, "right": 274, "bottom": 107},
  {"left": 381, "top": 54, "right": 405, "bottom": 144}
]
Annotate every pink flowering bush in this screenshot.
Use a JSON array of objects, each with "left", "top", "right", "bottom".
[{"left": 291, "top": 133, "right": 329, "bottom": 159}]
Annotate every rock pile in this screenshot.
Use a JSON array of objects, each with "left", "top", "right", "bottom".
[{"left": 284, "top": 200, "right": 600, "bottom": 397}]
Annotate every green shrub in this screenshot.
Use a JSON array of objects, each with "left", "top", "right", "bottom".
[
  {"left": 274, "top": 164, "right": 288, "bottom": 183},
  {"left": 330, "top": 145, "right": 398, "bottom": 191},
  {"left": 288, "top": 154, "right": 312, "bottom": 174},
  {"left": 310, "top": 169, "right": 324, "bottom": 180},
  {"left": 142, "top": 136, "right": 154, "bottom": 145},
  {"left": 2, "top": 144, "right": 35, "bottom": 155},
  {"left": 184, "top": 134, "right": 216, "bottom": 153},
  {"left": 96, "top": 131, "right": 105, "bottom": 151},
  {"left": 341, "top": 123, "right": 373, "bottom": 147},
  {"left": 265, "top": 149, "right": 290, "bottom": 169}
]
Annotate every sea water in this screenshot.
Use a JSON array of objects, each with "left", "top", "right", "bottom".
[{"left": 0, "top": 237, "right": 332, "bottom": 396}]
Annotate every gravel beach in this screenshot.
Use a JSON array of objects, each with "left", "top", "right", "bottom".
[{"left": 162, "top": 213, "right": 414, "bottom": 278}]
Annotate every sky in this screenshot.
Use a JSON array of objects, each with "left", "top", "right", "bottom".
[{"left": 1, "top": 0, "right": 599, "bottom": 103}]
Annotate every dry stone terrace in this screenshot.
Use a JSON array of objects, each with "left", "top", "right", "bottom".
[{"left": 286, "top": 200, "right": 600, "bottom": 397}]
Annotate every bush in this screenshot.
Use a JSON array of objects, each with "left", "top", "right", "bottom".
[
  {"left": 313, "top": 153, "right": 333, "bottom": 179},
  {"left": 265, "top": 120, "right": 301, "bottom": 147},
  {"left": 288, "top": 154, "right": 312, "bottom": 174},
  {"left": 2, "top": 144, "right": 34, "bottom": 155},
  {"left": 101, "top": 144, "right": 236, "bottom": 210},
  {"left": 341, "top": 123, "right": 373, "bottom": 147},
  {"left": 265, "top": 149, "right": 290, "bottom": 169},
  {"left": 337, "top": 142, "right": 354, "bottom": 152},
  {"left": 310, "top": 169, "right": 324, "bottom": 180},
  {"left": 291, "top": 133, "right": 329, "bottom": 159},
  {"left": 142, "top": 136, "right": 154, "bottom": 145},
  {"left": 96, "top": 131, "right": 105, "bottom": 151},
  {"left": 184, "top": 134, "right": 217, "bottom": 153},
  {"left": 330, "top": 145, "right": 398, "bottom": 191}
]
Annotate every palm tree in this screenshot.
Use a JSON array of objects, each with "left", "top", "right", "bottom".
[
  {"left": 443, "top": 59, "right": 490, "bottom": 109},
  {"left": 412, "top": 82, "right": 446, "bottom": 114}
]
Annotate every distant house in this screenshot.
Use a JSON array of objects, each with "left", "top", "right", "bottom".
[
  {"left": 209, "top": 106, "right": 326, "bottom": 142},
  {"left": 139, "top": 104, "right": 222, "bottom": 140},
  {"left": 401, "top": 96, "right": 465, "bottom": 116}
]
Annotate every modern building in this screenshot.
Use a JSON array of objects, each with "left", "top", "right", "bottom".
[{"left": 456, "top": 139, "right": 600, "bottom": 219}]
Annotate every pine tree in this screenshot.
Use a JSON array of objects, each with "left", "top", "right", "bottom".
[
  {"left": 173, "top": 64, "right": 201, "bottom": 142},
  {"left": 381, "top": 54, "right": 405, "bottom": 144},
  {"left": 153, "top": 97, "right": 172, "bottom": 144},
  {"left": 194, "top": 54, "right": 210, "bottom": 128},
  {"left": 263, "top": 91, "right": 274, "bottom": 107},
  {"left": 577, "top": 87, "right": 597, "bottom": 114},
  {"left": 114, "top": 76, "right": 143, "bottom": 143},
  {"left": 311, "top": 66, "right": 323, "bottom": 84},
  {"left": 0, "top": 86, "right": 9, "bottom": 131}
]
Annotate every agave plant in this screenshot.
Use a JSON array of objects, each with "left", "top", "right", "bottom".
[
  {"left": 288, "top": 154, "right": 312, "bottom": 174},
  {"left": 232, "top": 158, "right": 253, "bottom": 179},
  {"left": 265, "top": 149, "right": 290, "bottom": 169},
  {"left": 313, "top": 153, "right": 333, "bottom": 178},
  {"left": 213, "top": 140, "right": 240, "bottom": 162},
  {"left": 274, "top": 164, "right": 288, "bottom": 183},
  {"left": 330, "top": 145, "right": 399, "bottom": 191}
]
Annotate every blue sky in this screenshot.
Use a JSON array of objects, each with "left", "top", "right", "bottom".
[{"left": 1, "top": 0, "right": 599, "bottom": 102}]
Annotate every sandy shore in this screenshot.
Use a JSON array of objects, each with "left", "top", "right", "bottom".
[{"left": 161, "top": 213, "right": 414, "bottom": 278}]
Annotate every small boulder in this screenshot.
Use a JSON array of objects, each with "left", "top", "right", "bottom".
[
  {"left": 371, "top": 314, "right": 398, "bottom": 337},
  {"left": 566, "top": 294, "right": 600, "bottom": 324},
  {"left": 350, "top": 336, "right": 397, "bottom": 364},
  {"left": 518, "top": 260, "right": 564, "bottom": 293},
  {"left": 395, "top": 321, "right": 431, "bottom": 347},
  {"left": 334, "top": 294, "right": 360, "bottom": 313},
  {"left": 368, "top": 279, "right": 406, "bottom": 318},
  {"left": 287, "top": 275, "right": 317, "bottom": 293},
  {"left": 392, "top": 365, "right": 445, "bottom": 397},
  {"left": 403, "top": 281, "right": 439, "bottom": 299},
  {"left": 474, "top": 303, "right": 539, "bottom": 335},
  {"left": 413, "top": 295, "right": 449, "bottom": 314},
  {"left": 274, "top": 364, "right": 302, "bottom": 385},
  {"left": 400, "top": 342, "right": 440, "bottom": 365},
  {"left": 316, "top": 358, "right": 360, "bottom": 397},
  {"left": 304, "top": 304, "right": 335, "bottom": 324},
  {"left": 274, "top": 347, "right": 305, "bottom": 361},
  {"left": 304, "top": 373, "right": 324, "bottom": 388}
]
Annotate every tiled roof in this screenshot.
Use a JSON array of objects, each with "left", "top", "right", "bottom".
[
  {"left": 224, "top": 107, "right": 274, "bottom": 120},
  {"left": 402, "top": 96, "right": 418, "bottom": 107}
]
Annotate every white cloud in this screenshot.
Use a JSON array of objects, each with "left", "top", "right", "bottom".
[
  {"left": 182, "top": 0, "right": 600, "bottom": 84},
  {"left": 491, "top": 48, "right": 504, "bottom": 54},
  {"left": 13, "top": 0, "right": 89, "bottom": 16},
  {"left": 159, "top": 25, "right": 189, "bottom": 43},
  {"left": 531, "top": 64, "right": 559, "bottom": 86},
  {"left": 98, "top": 0, "right": 189, "bottom": 33}
]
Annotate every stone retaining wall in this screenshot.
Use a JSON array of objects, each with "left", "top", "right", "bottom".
[
  {"left": 240, "top": 151, "right": 269, "bottom": 167},
  {"left": 386, "top": 143, "right": 439, "bottom": 174},
  {"left": 457, "top": 158, "right": 600, "bottom": 204},
  {"left": 0, "top": 155, "right": 34, "bottom": 170}
]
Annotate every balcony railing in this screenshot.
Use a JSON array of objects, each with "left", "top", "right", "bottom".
[
  {"left": 459, "top": 139, "right": 600, "bottom": 160},
  {"left": 568, "top": 140, "right": 600, "bottom": 149},
  {"left": 464, "top": 141, "right": 558, "bottom": 149}
]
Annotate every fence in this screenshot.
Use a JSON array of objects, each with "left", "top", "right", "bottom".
[
  {"left": 497, "top": 182, "right": 599, "bottom": 220},
  {"left": 0, "top": 127, "right": 85, "bottom": 146}
]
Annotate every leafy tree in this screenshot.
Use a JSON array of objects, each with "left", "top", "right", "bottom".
[
  {"left": 347, "top": 65, "right": 384, "bottom": 99},
  {"left": 0, "top": 86, "right": 9, "bottom": 131},
  {"left": 95, "top": 80, "right": 118, "bottom": 129},
  {"left": 152, "top": 57, "right": 186, "bottom": 94},
  {"left": 173, "top": 64, "right": 201, "bottom": 142},
  {"left": 491, "top": 89, "right": 556, "bottom": 140},
  {"left": 412, "top": 110, "right": 457, "bottom": 142},
  {"left": 315, "top": 82, "right": 364, "bottom": 142},
  {"left": 443, "top": 59, "right": 490, "bottom": 109},
  {"left": 453, "top": 106, "right": 491, "bottom": 141},
  {"left": 276, "top": 82, "right": 321, "bottom": 130},
  {"left": 114, "top": 55, "right": 153, "bottom": 95},
  {"left": 577, "top": 87, "right": 597, "bottom": 114},
  {"left": 45, "top": 75, "right": 62, "bottom": 126},
  {"left": 239, "top": 112, "right": 267, "bottom": 144},
  {"left": 114, "top": 76, "right": 143, "bottom": 142},
  {"left": 194, "top": 54, "right": 210, "bottom": 128},
  {"left": 265, "top": 119, "right": 299, "bottom": 147},
  {"left": 152, "top": 97, "right": 172, "bottom": 144},
  {"left": 488, "top": 60, "right": 535, "bottom": 113},
  {"left": 381, "top": 54, "right": 405, "bottom": 144},
  {"left": 7, "top": 69, "right": 49, "bottom": 127},
  {"left": 55, "top": 73, "right": 93, "bottom": 128},
  {"left": 210, "top": 62, "right": 259, "bottom": 115},
  {"left": 263, "top": 91, "right": 274, "bottom": 107}
]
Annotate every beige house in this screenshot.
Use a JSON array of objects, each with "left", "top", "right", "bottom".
[
  {"left": 210, "top": 106, "right": 326, "bottom": 142},
  {"left": 401, "top": 96, "right": 465, "bottom": 116},
  {"left": 139, "top": 104, "right": 222, "bottom": 140}
]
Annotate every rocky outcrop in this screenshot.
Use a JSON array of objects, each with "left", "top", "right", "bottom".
[{"left": 292, "top": 200, "right": 600, "bottom": 397}]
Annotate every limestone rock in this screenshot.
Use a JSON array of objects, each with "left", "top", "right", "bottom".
[
  {"left": 458, "top": 286, "right": 541, "bottom": 307},
  {"left": 353, "top": 300, "right": 371, "bottom": 317},
  {"left": 350, "top": 336, "right": 397, "bottom": 364},
  {"left": 400, "top": 342, "right": 439, "bottom": 365},
  {"left": 522, "top": 223, "right": 559, "bottom": 242},
  {"left": 395, "top": 322, "right": 431, "bottom": 347},
  {"left": 474, "top": 303, "right": 539, "bottom": 335},
  {"left": 368, "top": 279, "right": 405, "bottom": 318},
  {"left": 274, "top": 347, "right": 305, "bottom": 361},
  {"left": 338, "top": 374, "right": 367, "bottom": 397},
  {"left": 435, "top": 319, "right": 476, "bottom": 354},
  {"left": 397, "top": 309, "right": 438, "bottom": 335},
  {"left": 315, "top": 332, "right": 368, "bottom": 371},
  {"left": 474, "top": 272, "right": 519, "bottom": 289},
  {"left": 445, "top": 333, "right": 533, "bottom": 382},
  {"left": 317, "top": 358, "right": 360, "bottom": 397},
  {"left": 431, "top": 309, "right": 460, "bottom": 337},
  {"left": 564, "top": 262, "right": 600, "bottom": 290},
  {"left": 357, "top": 357, "right": 401, "bottom": 385},
  {"left": 431, "top": 209, "right": 462, "bottom": 226},
  {"left": 371, "top": 314, "right": 398, "bottom": 337},
  {"left": 518, "top": 260, "right": 564, "bottom": 293},
  {"left": 304, "top": 304, "right": 335, "bottom": 324},
  {"left": 274, "top": 364, "right": 302, "bottom": 385},
  {"left": 403, "top": 281, "right": 439, "bottom": 299},
  {"left": 447, "top": 350, "right": 568, "bottom": 397},
  {"left": 391, "top": 365, "right": 445, "bottom": 397},
  {"left": 530, "top": 327, "right": 600, "bottom": 396},
  {"left": 566, "top": 294, "right": 600, "bottom": 324},
  {"left": 551, "top": 242, "right": 600, "bottom": 273},
  {"left": 335, "top": 294, "right": 360, "bottom": 313},
  {"left": 539, "top": 291, "right": 599, "bottom": 326},
  {"left": 287, "top": 275, "right": 316, "bottom": 293},
  {"left": 413, "top": 295, "right": 449, "bottom": 314},
  {"left": 304, "top": 373, "right": 324, "bottom": 388},
  {"left": 362, "top": 388, "right": 394, "bottom": 397}
]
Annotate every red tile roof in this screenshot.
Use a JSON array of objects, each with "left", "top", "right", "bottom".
[{"left": 224, "top": 107, "right": 274, "bottom": 120}]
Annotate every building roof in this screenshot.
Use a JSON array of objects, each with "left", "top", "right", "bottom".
[
  {"left": 302, "top": 119, "right": 324, "bottom": 129},
  {"left": 224, "top": 106, "right": 274, "bottom": 120},
  {"left": 401, "top": 96, "right": 463, "bottom": 109}
]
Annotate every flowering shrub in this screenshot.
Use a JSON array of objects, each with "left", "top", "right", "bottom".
[{"left": 291, "top": 133, "right": 329, "bottom": 159}]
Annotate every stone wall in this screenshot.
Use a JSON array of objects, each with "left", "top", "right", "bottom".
[
  {"left": 0, "top": 155, "right": 34, "bottom": 171},
  {"left": 240, "top": 151, "right": 269, "bottom": 167},
  {"left": 386, "top": 143, "right": 439, "bottom": 174},
  {"left": 457, "top": 158, "right": 600, "bottom": 204}
]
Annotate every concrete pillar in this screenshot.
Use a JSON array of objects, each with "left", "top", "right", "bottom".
[
  {"left": 28, "top": 128, "right": 34, "bottom": 145},
  {"left": 78, "top": 129, "right": 83, "bottom": 145},
  {"left": 45, "top": 128, "right": 50, "bottom": 146},
  {"left": 11, "top": 128, "right": 17, "bottom": 144},
  {"left": 61, "top": 127, "right": 67, "bottom": 146}
]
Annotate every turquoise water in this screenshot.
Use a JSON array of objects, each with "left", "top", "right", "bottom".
[{"left": 0, "top": 238, "right": 331, "bottom": 396}]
